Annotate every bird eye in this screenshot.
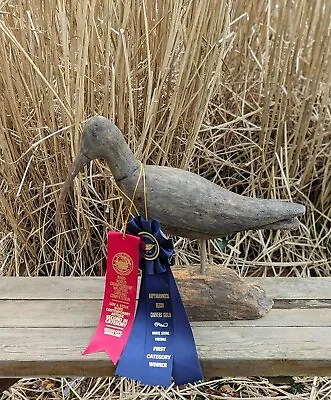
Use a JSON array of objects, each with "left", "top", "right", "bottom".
[{"left": 92, "top": 124, "right": 98, "bottom": 137}]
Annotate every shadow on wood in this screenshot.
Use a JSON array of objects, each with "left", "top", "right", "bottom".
[
  {"left": 0, "top": 378, "right": 19, "bottom": 394},
  {"left": 173, "top": 265, "right": 273, "bottom": 320}
]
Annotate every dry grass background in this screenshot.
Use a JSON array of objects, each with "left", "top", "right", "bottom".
[{"left": 0, "top": 0, "right": 330, "bottom": 398}]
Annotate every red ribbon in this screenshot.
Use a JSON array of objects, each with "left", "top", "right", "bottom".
[{"left": 83, "top": 231, "right": 140, "bottom": 363}]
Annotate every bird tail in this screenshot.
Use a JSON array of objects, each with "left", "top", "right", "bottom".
[{"left": 259, "top": 216, "right": 301, "bottom": 230}]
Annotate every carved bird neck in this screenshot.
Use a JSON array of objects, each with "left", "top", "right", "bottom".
[{"left": 81, "top": 116, "right": 139, "bottom": 181}]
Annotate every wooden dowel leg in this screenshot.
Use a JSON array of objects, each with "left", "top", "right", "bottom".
[{"left": 200, "top": 239, "right": 207, "bottom": 274}]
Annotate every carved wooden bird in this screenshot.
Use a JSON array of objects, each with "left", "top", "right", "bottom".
[{"left": 56, "top": 116, "right": 305, "bottom": 244}]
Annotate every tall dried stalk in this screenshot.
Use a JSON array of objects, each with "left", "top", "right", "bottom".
[{"left": 0, "top": 0, "right": 330, "bottom": 277}]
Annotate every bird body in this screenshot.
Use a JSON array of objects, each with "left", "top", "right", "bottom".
[
  {"left": 56, "top": 116, "right": 305, "bottom": 238},
  {"left": 118, "top": 164, "right": 304, "bottom": 239}
]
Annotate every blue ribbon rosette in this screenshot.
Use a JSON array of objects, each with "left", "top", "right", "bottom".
[{"left": 115, "top": 216, "right": 203, "bottom": 386}]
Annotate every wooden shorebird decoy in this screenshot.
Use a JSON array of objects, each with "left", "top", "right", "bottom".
[{"left": 56, "top": 115, "right": 305, "bottom": 269}]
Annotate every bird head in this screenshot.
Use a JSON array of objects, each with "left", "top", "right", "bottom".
[
  {"left": 80, "top": 115, "right": 123, "bottom": 161},
  {"left": 55, "top": 116, "right": 124, "bottom": 226}
]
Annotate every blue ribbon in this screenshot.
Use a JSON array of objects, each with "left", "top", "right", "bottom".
[{"left": 115, "top": 216, "right": 203, "bottom": 386}]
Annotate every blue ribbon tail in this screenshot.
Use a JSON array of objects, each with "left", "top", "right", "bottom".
[
  {"left": 117, "top": 216, "right": 203, "bottom": 386},
  {"left": 116, "top": 272, "right": 173, "bottom": 386},
  {"left": 169, "top": 268, "right": 203, "bottom": 385}
]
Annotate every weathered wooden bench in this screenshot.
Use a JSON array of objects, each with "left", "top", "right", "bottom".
[{"left": 1, "top": 266, "right": 331, "bottom": 391}]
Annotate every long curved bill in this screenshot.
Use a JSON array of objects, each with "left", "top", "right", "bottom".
[{"left": 55, "top": 153, "right": 90, "bottom": 227}]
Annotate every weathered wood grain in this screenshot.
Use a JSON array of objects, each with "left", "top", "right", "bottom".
[
  {"left": 1, "top": 326, "right": 331, "bottom": 377},
  {"left": 2, "top": 270, "right": 331, "bottom": 300},
  {"left": 245, "top": 276, "right": 331, "bottom": 299},
  {"left": 2, "top": 302, "right": 331, "bottom": 328},
  {"left": 171, "top": 267, "right": 273, "bottom": 319},
  {"left": 2, "top": 271, "right": 331, "bottom": 318},
  {"left": 275, "top": 299, "right": 331, "bottom": 309},
  {"left": 0, "top": 276, "right": 102, "bottom": 299},
  {"left": 1, "top": 276, "right": 331, "bottom": 378},
  {"left": 0, "top": 267, "right": 273, "bottom": 321}
]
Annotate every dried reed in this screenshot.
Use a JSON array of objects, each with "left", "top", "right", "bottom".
[
  {"left": 1, "top": 0, "right": 330, "bottom": 278},
  {"left": 0, "top": 1, "right": 331, "bottom": 398},
  {"left": 2, "top": 376, "right": 328, "bottom": 400}
]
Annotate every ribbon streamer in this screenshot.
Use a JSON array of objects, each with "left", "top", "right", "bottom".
[
  {"left": 116, "top": 216, "right": 203, "bottom": 386},
  {"left": 83, "top": 232, "right": 140, "bottom": 364}
]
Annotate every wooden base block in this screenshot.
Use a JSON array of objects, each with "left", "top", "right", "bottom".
[{"left": 173, "top": 265, "right": 273, "bottom": 320}]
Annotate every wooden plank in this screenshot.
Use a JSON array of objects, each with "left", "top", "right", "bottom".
[
  {"left": 275, "top": 299, "right": 331, "bottom": 309},
  {"left": 0, "top": 272, "right": 273, "bottom": 322},
  {"left": 2, "top": 276, "right": 331, "bottom": 300},
  {"left": 1, "top": 301, "right": 331, "bottom": 328},
  {"left": 1, "top": 275, "right": 331, "bottom": 378},
  {"left": 1, "top": 326, "right": 331, "bottom": 377},
  {"left": 245, "top": 277, "right": 331, "bottom": 299},
  {"left": 0, "top": 275, "right": 271, "bottom": 321},
  {"left": 0, "top": 277, "right": 102, "bottom": 300},
  {"left": 0, "top": 300, "right": 99, "bottom": 328}
]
